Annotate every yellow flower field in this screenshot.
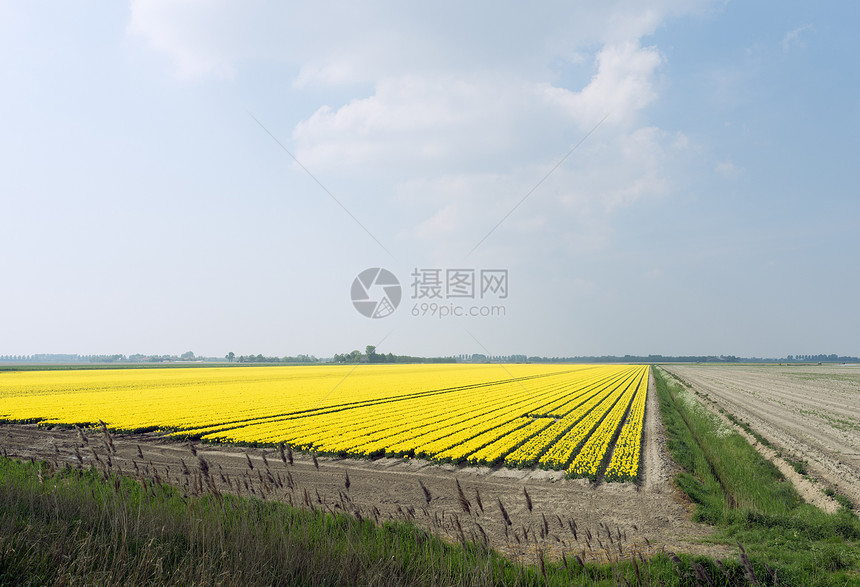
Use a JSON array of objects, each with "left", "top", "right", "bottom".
[{"left": 0, "top": 363, "right": 649, "bottom": 481}]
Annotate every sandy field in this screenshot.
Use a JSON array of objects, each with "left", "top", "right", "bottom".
[
  {"left": 1, "top": 370, "right": 730, "bottom": 563},
  {"left": 664, "top": 364, "right": 860, "bottom": 511}
]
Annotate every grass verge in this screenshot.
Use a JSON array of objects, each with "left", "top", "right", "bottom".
[
  {"left": 654, "top": 366, "right": 860, "bottom": 586},
  {"left": 1, "top": 455, "right": 756, "bottom": 586}
]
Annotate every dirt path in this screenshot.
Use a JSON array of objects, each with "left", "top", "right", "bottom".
[
  {"left": 642, "top": 368, "right": 676, "bottom": 491},
  {"left": 0, "top": 374, "right": 730, "bottom": 563},
  {"left": 663, "top": 364, "right": 860, "bottom": 513}
]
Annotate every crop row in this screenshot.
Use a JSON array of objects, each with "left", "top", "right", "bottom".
[{"left": 0, "top": 364, "right": 650, "bottom": 481}]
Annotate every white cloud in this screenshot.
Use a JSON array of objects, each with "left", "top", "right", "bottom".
[
  {"left": 126, "top": 1, "right": 717, "bottom": 262},
  {"left": 292, "top": 41, "right": 663, "bottom": 177},
  {"left": 390, "top": 121, "right": 682, "bottom": 264},
  {"left": 128, "top": 0, "right": 245, "bottom": 79},
  {"left": 127, "top": 1, "right": 717, "bottom": 83},
  {"left": 539, "top": 42, "right": 663, "bottom": 129},
  {"left": 781, "top": 25, "right": 814, "bottom": 53},
  {"left": 715, "top": 160, "right": 742, "bottom": 179}
]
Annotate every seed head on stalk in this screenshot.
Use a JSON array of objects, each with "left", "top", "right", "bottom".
[
  {"left": 455, "top": 479, "right": 471, "bottom": 514},
  {"left": 418, "top": 479, "right": 432, "bottom": 504},
  {"left": 497, "top": 497, "right": 512, "bottom": 526},
  {"left": 474, "top": 488, "right": 484, "bottom": 513}
]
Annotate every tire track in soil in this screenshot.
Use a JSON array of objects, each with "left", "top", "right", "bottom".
[{"left": 662, "top": 365, "right": 851, "bottom": 514}]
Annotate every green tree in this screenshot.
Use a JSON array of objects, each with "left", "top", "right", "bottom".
[{"left": 226, "top": 352, "right": 235, "bottom": 362}]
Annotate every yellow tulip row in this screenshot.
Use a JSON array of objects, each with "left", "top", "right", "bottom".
[
  {"left": 434, "top": 417, "right": 532, "bottom": 463},
  {"left": 503, "top": 366, "right": 644, "bottom": 468},
  {"left": 466, "top": 418, "right": 556, "bottom": 466},
  {"left": 458, "top": 366, "right": 645, "bottom": 467},
  {"left": 538, "top": 369, "right": 642, "bottom": 470},
  {"left": 201, "top": 367, "right": 604, "bottom": 458},
  {"left": 603, "top": 370, "right": 649, "bottom": 482},
  {"left": 568, "top": 368, "right": 648, "bottom": 480}
]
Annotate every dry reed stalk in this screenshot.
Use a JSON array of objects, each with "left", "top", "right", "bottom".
[
  {"left": 715, "top": 559, "right": 729, "bottom": 577},
  {"left": 474, "top": 488, "right": 484, "bottom": 513},
  {"left": 669, "top": 552, "right": 684, "bottom": 579},
  {"left": 418, "top": 479, "right": 431, "bottom": 504},
  {"left": 522, "top": 486, "right": 532, "bottom": 512},
  {"left": 197, "top": 455, "right": 209, "bottom": 477},
  {"left": 693, "top": 561, "right": 714, "bottom": 586},
  {"left": 475, "top": 522, "right": 488, "bottom": 546},
  {"left": 497, "top": 497, "right": 512, "bottom": 526},
  {"left": 453, "top": 515, "right": 466, "bottom": 545},
  {"left": 738, "top": 543, "right": 760, "bottom": 585},
  {"left": 455, "top": 479, "right": 471, "bottom": 514}
]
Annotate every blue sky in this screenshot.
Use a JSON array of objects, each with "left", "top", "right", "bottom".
[{"left": 1, "top": 1, "right": 858, "bottom": 359}]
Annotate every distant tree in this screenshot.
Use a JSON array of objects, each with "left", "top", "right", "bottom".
[
  {"left": 366, "top": 345, "right": 378, "bottom": 363},
  {"left": 226, "top": 351, "right": 235, "bottom": 362},
  {"left": 180, "top": 351, "right": 195, "bottom": 360}
]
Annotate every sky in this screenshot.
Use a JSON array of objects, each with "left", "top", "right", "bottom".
[{"left": 1, "top": 1, "right": 858, "bottom": 359}]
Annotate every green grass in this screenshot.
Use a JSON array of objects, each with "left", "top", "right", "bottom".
[
  {"left": 2, "top": 366, "right": 858, "bottom": 585},
  {"left": 784, "top": 457, "right": 809, "bottom": 477},
  {"left": 654, "top": 366, "right": 860, "bottom": 586},
  {"left": 0, "top": 455, "right": 756, "bottom": 586}
]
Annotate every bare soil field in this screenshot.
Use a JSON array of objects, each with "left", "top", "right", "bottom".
[
  {"left": 664, "top": 364, "right": 860, "bottom": 511},
  {"left": 0, "top": 371, "right": 729, "bottom": 564}
]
